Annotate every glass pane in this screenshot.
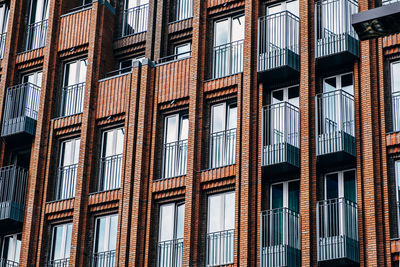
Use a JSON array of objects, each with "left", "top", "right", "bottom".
[
  {"left": 211, "top": 103, "right": 226, "bottom": 133},
  {"left": 179, "top": 117, "right": 189, "bottom": 141},
  {"left": 65, "top": 224, "right": 72, "bottom": 258},
  {"left": 95, "top": 217, "right": 106, "bottom": 252},
  {"left": 208, "top": 194, "right": 222, "bottom": 233},
  {"left": 344, "top": 170, "right": 356, "bottom": 203},
  {"left": 165, "top": 115, "right": 178, "bottom": 143},
  {"left": 103, "top": 131, "right": 113, "bottom": 157},
  {"left": 14, "top": 235, "right": 21, "bottom": 263},
  {"left": 271, "top": 184, "right": 284, "bottom": 209},
  {"left": 267, "top": 3, "right": 283, "bottom": 15},
  {"left": 115, "top": 128, "right": 124, "bottom": 155},
  {"left": 61, "top": 140, "right": 73, "bottom": 166},
  {"left": 341, "top": 73, "right": 353, "bottom": 95},
  {"left": 2, "top": 236, "right": 10, "bottom": 260},
  {"left": 65, "top": 61, "right": 78, "bottom": 86},
  {"left": 323, "top": 77, "right": 337, "bottom": 92},
  {"left": 52, "top": 226, "right": 64, "bottom": 260},
  {"left": 325, "top": 173, "right": 339, "bottom": 199},
  {"left": 397, "top": 161, "right": 400, "bottom": 201},
  {"left": 227, "top": 106, "right": 237, "bottom": 130},
  {"left": 288, "top": 181, "right": 300, "bottom": 213},
  {"left": 224, "top": 192, "right": 235, "bottom": 230},
  {"left": 160, "top": 204, "right": 175, "bottom": 241},
  {"left": 175, "top": 43, "right": 191, "bottom": 59},
  {"left": 176, "top": 204, "right": 185, "bottom": 239},
  {"left": 108, "top": 215, "right": 118, "bottom": 251},
  {"left": 214, "top": 19, "right": 229, "bottom": 46},
  {"left": 392, "top": 62, "right": 400, "bottom": 92},
  {"left": 231, "top": 16, "right": 244, "bottom": 42},
  {"left": 288, "top": 86, "right": 300, "bottom": 107},
  {"left": 79, "top": 59, "right": 87, "bottom": 84},
  {"left": 287, "top": 0, "right": 299, "bottom": 17},
  {"left": 272, "top": 89, "right": 284, "bottom": 104},
  {"left": 73, "top": 139, "right": 80, "bottom": 164}
]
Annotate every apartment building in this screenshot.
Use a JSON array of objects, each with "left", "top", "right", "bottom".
[{"left": 0, "top": 0, "right": 398, "bottom": 266}]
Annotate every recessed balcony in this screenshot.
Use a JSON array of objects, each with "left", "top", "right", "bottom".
[
  {"left": 121, "top": 4, "right": 149, "bottom": 37},
  {"left": 24, "top": 20, "right": 48, "bottom": 51},
  {"left": 258, "top": 11, "right": 299, "bottom": 81},
  {"left": 157, "top": 238, "right": 183, "bottom": 267}
]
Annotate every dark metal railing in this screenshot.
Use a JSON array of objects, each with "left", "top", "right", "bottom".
[
  {"left": 212, "top": 40, "right": 244, "bottom": 79},
  {"left": 162, "top": 139, "right": 188, "bottom": 179},
  {"left": 157, "top": 51, "right": 191, "bottom": 64},
  {"left": 157, "top": 238, "right": 183, "bottom": 267},
  {"left": 48, "top": 258, "right": 69, "bottom": 267},
  {"left": 315, "top": 0, "right": 358, "bottom": 58},
  {"left": 91, "top": 250, "right": 116, "bottom": 267},
  {"left": 55, "top": 164, "right": 78, "bottom": 201},
  {"left": 0, "top": 259, "right": 19, "bottom": 267},
  {"left": 121, "top": 4, "right": 149, "bottom": 37},
  {"left": 258, "top": 11, "right": 299, "bottom": 72},
  {"left": 317, "top": 197, "right": 359, "bottom": 263},
  {"left": 260, "top": 208, "right": 300, "bottom": 267},
  {"left": 392, "top": 91, "right": 400, "bottom": 132},
  {"left": 209, "top": 128, "right": 236, "bottom": 169},
  {"left": 206, "top": 229, "right": 234, "bottom": 266},
  {"left": 97, "top": 154, "right": 122, "bottom": 192},
  {"left": 0, "top": 32, "right": 6, "bottom": 59},
  {"left": 24, "top": 19, "right": 48, "bottom": 51},
  {"left": 262, "top": 102, "right": 299, "bottom": 166},
  {"left": 0, "top": 165, "right": 28, "bottom": 216},
  {"left": 396, "top": 201, "right": 400, "bottom": 238},
  {"left": 316, "top": 89, "right": 355, "bottom": 156},
  {"left": 174, "top": 0, "right": 193, "bottom": 22},
  {"left": 59, "top": 82, "right": 85, "bottom": 117}
]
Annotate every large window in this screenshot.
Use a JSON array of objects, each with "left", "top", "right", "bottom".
[
  {"left": 121, "top": 0, "right": 149, "bottom": 37},
  {"left": 98, "top": 128, "right": 124, "bottom": 192},
  {"left": 210, "top": 102, "right": 237, "bottom": 168},
  {"left": 93, "top": 214, "right": 118, "bottom": 267},
  {"left": 49, "top": 223, "right": 72, "bottom": 267},
  {"left": 25, "top": 0, "right": 49, "bottom": 50},
  {"left": 55, "top": 138, "right": 80, "bottom": 200},
  {"left": 206, "top": 191, "right": 235, "bottom": 266},
  {"left": 0, "top": 3, "right": 9, "bottom": 58},
  {"left": 391, "top": 61, "right": 400, "bottom": 132},
  {"left": 175, "top": 0, "right": 193, "bottom": 21},
  {"left": 157, "top": 203, "right": 185, "bottom": 267},
  {"left": 174, "top": 43, "right": 191, "bottom": 60},
  {"left": 60, "top": 59, "right": 87, "bottom": 117},
  {"left": 162, "top": 113, "right": 188, "bottom": 179},
  {"left": 0, "top": 234, "right": 21, "bottom": 265},
  {"left": 212, "top": 15, "right": 244, "bottom": 78}
]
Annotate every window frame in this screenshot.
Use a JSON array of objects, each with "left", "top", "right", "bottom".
[
  {"left": 49, "top": 223, "right": 72, "bottom": 262},
  {"left": 207, "top": 191, "right": 235, "bottom": 234}
]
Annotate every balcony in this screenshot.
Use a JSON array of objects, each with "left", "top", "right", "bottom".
[
  {"left": 24, "top": 20, "right": 48, "bottom": 51},
  {"left": 58, "top": 82, "right": 85, "bottom": 118},
  {"left": 0, "top": 32, "right": 6, "bottom": 59},
  {"left": 392, "top": 91, "right": 400, "bottom": 132},
  {"left": 206, "top": 229, "right": 234, "bottom": 266},
  {"left": 48, "top": 258, "right": 69, "bottom": 267},
  {"left": 54, "top": 164, "right": 78, "bottom": 201},
  {"left": 316, "top": 90, "right": 355, "bottom": 164},
  {"left": 121, "top": 4, "right": 149, "bottom": 37},
  {"left": 157, "top": 238, "right": 183, "bottom": 267},
  {"left": 262, "top": 102, "right": 299, "bottom": 174},
  {"left": 315, "top": 0, "right": 359, "bottom": 67},
  {"left": 209, "top": 128, "right": 236, "bottom": 169},
  {"left": 260, "top": 208, "right": 300, "bottom": 267},
  {"left": 162, "top": 140, "right": 188, "bottom": 179},
  {"left": 91, "top": 250, "right": 116, "bottom": 267},
  {"left": 317, "top": 198, "right": 359, "bottom": 265},
  {"left": 258, "top": 11, "right": 299, "bottom": 81},
  {"left": 0, "top": 165, "right": 28, "bottom": 230},
  {"left": 172, "top": 0, "right": 193, "bottom": 22},
  {"left": 97, "top": 154, "right": 122, "bottom": 192},
  {"left": 212, "top": 40, "right": 244, "bottom": 79},
  {"left": 1, "top": 83, "right": 41, "bottom": 139},
  {"left": 0, "top": 259, "right": 19, "bottom": 267}
]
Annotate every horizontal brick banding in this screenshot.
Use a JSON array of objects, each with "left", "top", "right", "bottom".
[
  {"left": 45, "top": 199, "right": 75, "bottom": 215},
  {"left": 152, "top": 176, "right": 186, "bottom": 192},
  {"left": 201, "top": 165, "right": 236, "bottom": 182},
  {"left": 113, "top": 32, "right": 146, "bottom": 51},
  {"left": 15, "top": 47, "right": 44, "bottom": 65},
  {"left": 88, "top": 189, "right": 121, "bottom": 206},
  {"left": 207, "top": 0, "right": 244, "bottom": 10},
  {"left": 168, "top": 18, "right": 193, "bottom": 34},
  {"left": 53, "top": 114, "right": 83, "bottom": 130},
  {"left": 204, "top": 74, "right": 241, "bottom": 93},
  {"left": 58, "top": 8, "right": 92, "bottom": 52},
  {"left": 153, "top": 188, "right": 186, "bottom": 200}
]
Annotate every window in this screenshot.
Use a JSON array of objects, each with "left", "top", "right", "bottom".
[
  {"left": 26, "top": 0, "right": 49, "bottom": 50},
  {"left": 395, "top": 161, "right": 400, "bottom": 236},
  {"left": 213, "top": 15, "right": 244, "bottom": 78},
  {"left": 121, "top": 0, "right": 149, "bottom": 36},
  {"left": 324, "top": 169, "right": 356, "bottom": 202},
  {"left": 174, "top": 43, "right": 191, "bottom": 59},
  {"left": 0, "top": 3, "right": 9, "bottom": 58},
  {"left": 206, "top": 191, "right": 235, "bottom": 266},
  {"left": 56, "top": 138, "right": 80, "bottom": 200},
  {"left": 175, "top": 0, "right": 193, "bottom": 21},
  {"left": 49, "top": 223, "right": 72, "bottom": 266},
  {"left": 157, "top": 203, "right": 185, "bottom": 267},
  {"left": 98, "top": 128, "right": 124, "bottom": 192},
  {"left": 93, "top": 215, "right": 118, "bottom": 267},
  {"left": 0, "top": 234, "right": 21, "bottom": 265},
  {"left": 22, "top": 70, "right": 42, "bottom": 87},
  {"left": 60, "top": 59, "right": 87, "bottom": 117},
  {"left": 391, "top": 61, "right": 400, "bottom": 132},
  {"left": 119, "top": 56, "right": 145, "bottom": 74},
  {"left": 162, "top": 114, "right": 188, "bottom": 179},
  {"left": 15, "top": 70, "right": 42, "bottom": 120},
  {"left": 266, "top": 0, "right": 299, "bottom": 16},
  {"left": 210, "top": 102, "right": 237, "bottom": 168}
]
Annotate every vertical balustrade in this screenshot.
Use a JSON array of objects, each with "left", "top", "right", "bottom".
[
  {"left": 212, "top": 40, "right": 244, "bottom": 79},
  {"left": 209, "top": 128, "right": 236, "bottom": 169},
  {"left": 206, "top": 229, "right": 234, "bottom": 266},
  {"left": 156, "top": 238, "right": 183, "bottom": 267},
  {"left": 24, "top": 20, "right": 48, "bottom": 51},
  {"left": 121, "top": 4, "right": 149, "bottom": 37},
  {"left": 97, "top": 154, "right": 123, "bottom": 192},
  {"left": 162, "top": 140, "right": 188, "bottom": 179}
]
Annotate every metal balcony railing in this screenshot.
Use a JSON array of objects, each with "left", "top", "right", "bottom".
[
  {"left": 97, "top": 154, "right": 122, "bottom": 192},
  {"left": 382, "top": 0, "right": 400, "bottom": 5},
  {"left": 317, "top": 198, "right": 359, "bottom": 263},
  {"left": 91, "top": 250, "right": 116, "bottom": 267},
  {"left": 1, "top": 83, "right": 41, "bottom": 137},
  {"left": 0, "top": 32, "right": 6, "bottom": 59},
  {"left": 24, "top": 20, "right": 48, "bottom": 51},
  {"left": 174, "top": 0, "right": 193, "bottom": 22},
  {"left": 392, "top": 91, "right": 400, "bottom": 132},
  {"left": 157, "top": 51, "right": 191, "bottom": 64},
  {"left": 209, "top": 128, "right": 236, "bottom": 169},
  {"left": 396, "top": 201, "right": 400, "bottom": 238},
  {"left": 48, "top": 258, "right": 69, "bottom": 267},
  {"left": 212, "top": 40, "right": 244, "bottom": 79},
  {"left": 316, "top": 89, "right": 355, "bottom": 157},
  {"left": 262, "top": 102, "right": 299, "bottom": 168},
  {"left": 162, "top": 139, "right": 188, "bottom": 179},
  {"left": 206, "top": 229, "right": 234, "bottom": 266},
  {"left": 121, "top": 4, "right": 149, "bottom": 37},
  {"left": 55, "top": 163, "right": 78, "bottom": 201},
  {"left": 315, "top": 0, "right": 359, "bottom": 58},
  {"left": 0, "top": 259, "right": 19, "bottom": 267},
  {"left": 0, "top": 165, "right": 28, "bottom": 222},
  {"left": 59, "top": 82, "right": 85, "bottom": 117},
  {"left": 261, "top": 208, "right": 300, "bottom": 267},
  {"left": 157, "top": 238, "right": 183, "bottom": 267},
  {"left": 258, "top": 11, "right": 299, "bottom": 72}
]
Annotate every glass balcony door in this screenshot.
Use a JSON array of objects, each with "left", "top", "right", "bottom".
[
  {"left": 0, "top": 3, "right": 8, "bottom": 58},
  {"left": 0, "top": 234, "right": 21, "bottom": 265},
  {"left": 93, "top": 215, "right": 118, "bottom": 267},
  {"left": 26, "top": 0, "right": 49, "bottom": 50},
  {"left": 175, "top": 0, "right": 193, "bottom": 21},
  {"left": 391, "top": 61, "right": 400, "bottom": 132},
  {"left": 50, "top": 223, "right": 72, "bottom": 266},
  {"left": 122, "top": 0, "right": 149, "bottom": 36}
]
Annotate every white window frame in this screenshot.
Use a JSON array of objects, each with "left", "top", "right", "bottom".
[
  {"left": 93, "top": 214, "right": 118, "bottom": 254},
  {"left": 101, "top": 128, "right": 124, "bottom": 158},
  {"left": 50, "top": 223, "right": 72, "bottom": 262},
  {"left": 158, "top": 202, "right": 185, "bottom": 242},
  {"left": 1, "top": 233, "right": 21, "bottom": 263},
  {"left": 207, "top": 191, "right": 235, "bottom": 234}
]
